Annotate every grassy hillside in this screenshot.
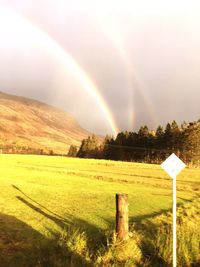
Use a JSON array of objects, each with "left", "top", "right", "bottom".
[
  {"left": 0, "top": 155, "right": 199, "bottom": 266},
  {"left": 0, "top": 92, "right": 90, "bottom": 154}
]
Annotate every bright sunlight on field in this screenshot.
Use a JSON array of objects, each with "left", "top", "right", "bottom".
[{"left": 0, "top": 155, "right": 199, "bottom": 266}]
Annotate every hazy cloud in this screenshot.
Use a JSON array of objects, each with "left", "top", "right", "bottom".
[{"left": 0, "top": 0, "right": 199, "bottom": 134}]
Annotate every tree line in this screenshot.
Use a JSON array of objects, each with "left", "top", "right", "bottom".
[
  {"left": 0, "top": 139, "right": 54, "bottom": 155},
  {"left": 69, "top": 120, "right": 200, "bottom": 166}
]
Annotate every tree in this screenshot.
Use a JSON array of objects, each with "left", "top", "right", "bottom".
[
  {"left": 77, "top": 120, "right": 200, "bottom": 166},
  {"left": 181, "top": 122, "right": 200, "bottom": 165},
  {"left": 67, "top": 145, "right": 78, "bottom": 157},
  {"left": 163, "top": 123, "right": 173, "bottom": 150},
  {"left": 156, "top": 125, "right": 164, "bottom": 137},
  {"left": 138, "top": 126, "right": 149, "bottom": 138},
  {"left": 77, "top": 139, "right": 87, "bottom": 158},
  {"left": 180, "top": 121, "right": 188, "bottom": 131},
  {"left": 170, "top": 120, "right": 181, "bottom": 151},
  {"left": 171, "top": 120, "right": 179, "bottom": 132},
  {"left": 102, "top": 135, "right": 114, "bottom": 159},
  {"left": 77, "top": 134, "right": 100, "bottom": 158}
]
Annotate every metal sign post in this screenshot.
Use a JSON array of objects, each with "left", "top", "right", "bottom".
[
  {"left": 161, "top": 153, "right": 186, "bottom": 267},
  {"left": 172, "top": 173, "right": 176, "bottom": 267}
]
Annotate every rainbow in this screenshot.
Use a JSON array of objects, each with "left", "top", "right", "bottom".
[
  {"left": 0, "top": 7, "right": 119, "bottom": 136},
  {"left": 95, "top": 16, "right": 158, "bottom": 128}
]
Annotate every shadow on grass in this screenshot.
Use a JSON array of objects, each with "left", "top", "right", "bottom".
[
  {"left": 16, "top": 196, "right": 67, "bottom": 229},
  {"left": 0, "top": 212, "right": 43, "bottom": 267},
  {"left": 1, "top": 185, "right": 113, "bottom": 267},
  {"left": 0, "top": 211, "right": 96, "bottom": 267},
  {"left": 12, "top": 184, "right": 113, "bottom": 239},
  {"left": 16, "top": 194, "right": 110, "bottom": 252},
  {"left": 12, "top": 185, "right": 68, "bottom": 222},
  {"left": 14, "top": 191, "right": 168, "bottom": 266},
  {"left": 11, "top": 184, "right": 199, "bottom": 267},
  {"left": 15, "top": 195, "right": 108, "bottom": 242}
]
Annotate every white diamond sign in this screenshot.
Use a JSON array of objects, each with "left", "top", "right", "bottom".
[{"left": 161, "top": 153, "right": 186, "bottom": 179}]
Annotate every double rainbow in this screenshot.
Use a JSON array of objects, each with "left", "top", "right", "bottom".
[{"left": 0, "top": 7, "right": 119, "bottom": 136}]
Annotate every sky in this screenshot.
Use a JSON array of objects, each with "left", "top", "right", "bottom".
[{"left": 0, "top": 0, "right": 200, "bottom": 135}]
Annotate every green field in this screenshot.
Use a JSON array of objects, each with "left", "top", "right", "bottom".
[{"left": 0, "top": 154, "right": 199, "bottom": 266}]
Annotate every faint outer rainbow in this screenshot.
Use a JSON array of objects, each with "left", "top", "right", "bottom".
[
  {"left": 95, "top": 17, "right": 158, "bottom": 128},
  {"left": 0, "top": 7, "right": 119, "bottom": 136}
]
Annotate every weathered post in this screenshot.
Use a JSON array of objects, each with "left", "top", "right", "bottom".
[{"left": 116, "top": 193, "right": 129, "bottom": 240}]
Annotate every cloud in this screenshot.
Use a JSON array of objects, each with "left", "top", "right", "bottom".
[{"left": 0, "top": 0, "right": 200, "bottom": 135}]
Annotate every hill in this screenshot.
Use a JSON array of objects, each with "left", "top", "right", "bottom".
[{"left": 0, "top": 91, "right": 91, "bottom": 154}]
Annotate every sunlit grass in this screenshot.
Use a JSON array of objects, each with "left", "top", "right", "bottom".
[{"left": 0, "top": 154, "right": 199, "bottom": 266}]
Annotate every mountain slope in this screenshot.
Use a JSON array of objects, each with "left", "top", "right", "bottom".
[{"left": 0, "top": 91, "right": 91, "bottom": 154}]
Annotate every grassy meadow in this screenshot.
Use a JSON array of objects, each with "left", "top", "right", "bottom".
[{"left": 0, "top": 154, "right": 199, "bottom": 266}]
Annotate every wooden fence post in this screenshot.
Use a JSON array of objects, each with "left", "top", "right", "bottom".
[{"left": 116, "top": 193, "right": 129, "bottom": 240}]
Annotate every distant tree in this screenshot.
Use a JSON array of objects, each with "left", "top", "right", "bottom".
[
  {"left": 164, "top": 123, "right": 172, "bottom": 136},
  {"left": 137, "top": 126, "right": 150, "bottom": 160},
  {"left": 77, "top": 139, "right": 87, "bottom": 158},
  {"left": 77, "top": 134, "right": 100, "bottom": 158},
  {"left": 67, "top": 145, "right": 78, "bottom": 157},
  {"left": 171, "top": 120, "right": 181, "bottom": 151},
  {"left": 77, "top": 120, "right": 200, "bottom": 166},
  {"left": 88, "top": 134, "right": 99, "bottom": 151},
  {"left": 163, "top": 123, "right": 173, "bottom": 150},
  {"left": 114, "top": 132, "right": 128, "bottom": 160},
  {"left": 156, "top": 125, "right": 164, "bottom": 137},
  {"left": 138, "top": 125, "right": 149, "bottom": 138},
  {"left": 180, "top": 121, "right": 188, "bottom": 131},
  {"left": 181, "top": 122, "right": 200, "bottom": 165},
  {"left": 49, "top": 150, "right": 54, "bottom": 156},
  {"left": 102, "top": 135, "right": 114, "bottom": 159},
  {"left": 171, "top": 120, "right": 179, "bottom": 132}
]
